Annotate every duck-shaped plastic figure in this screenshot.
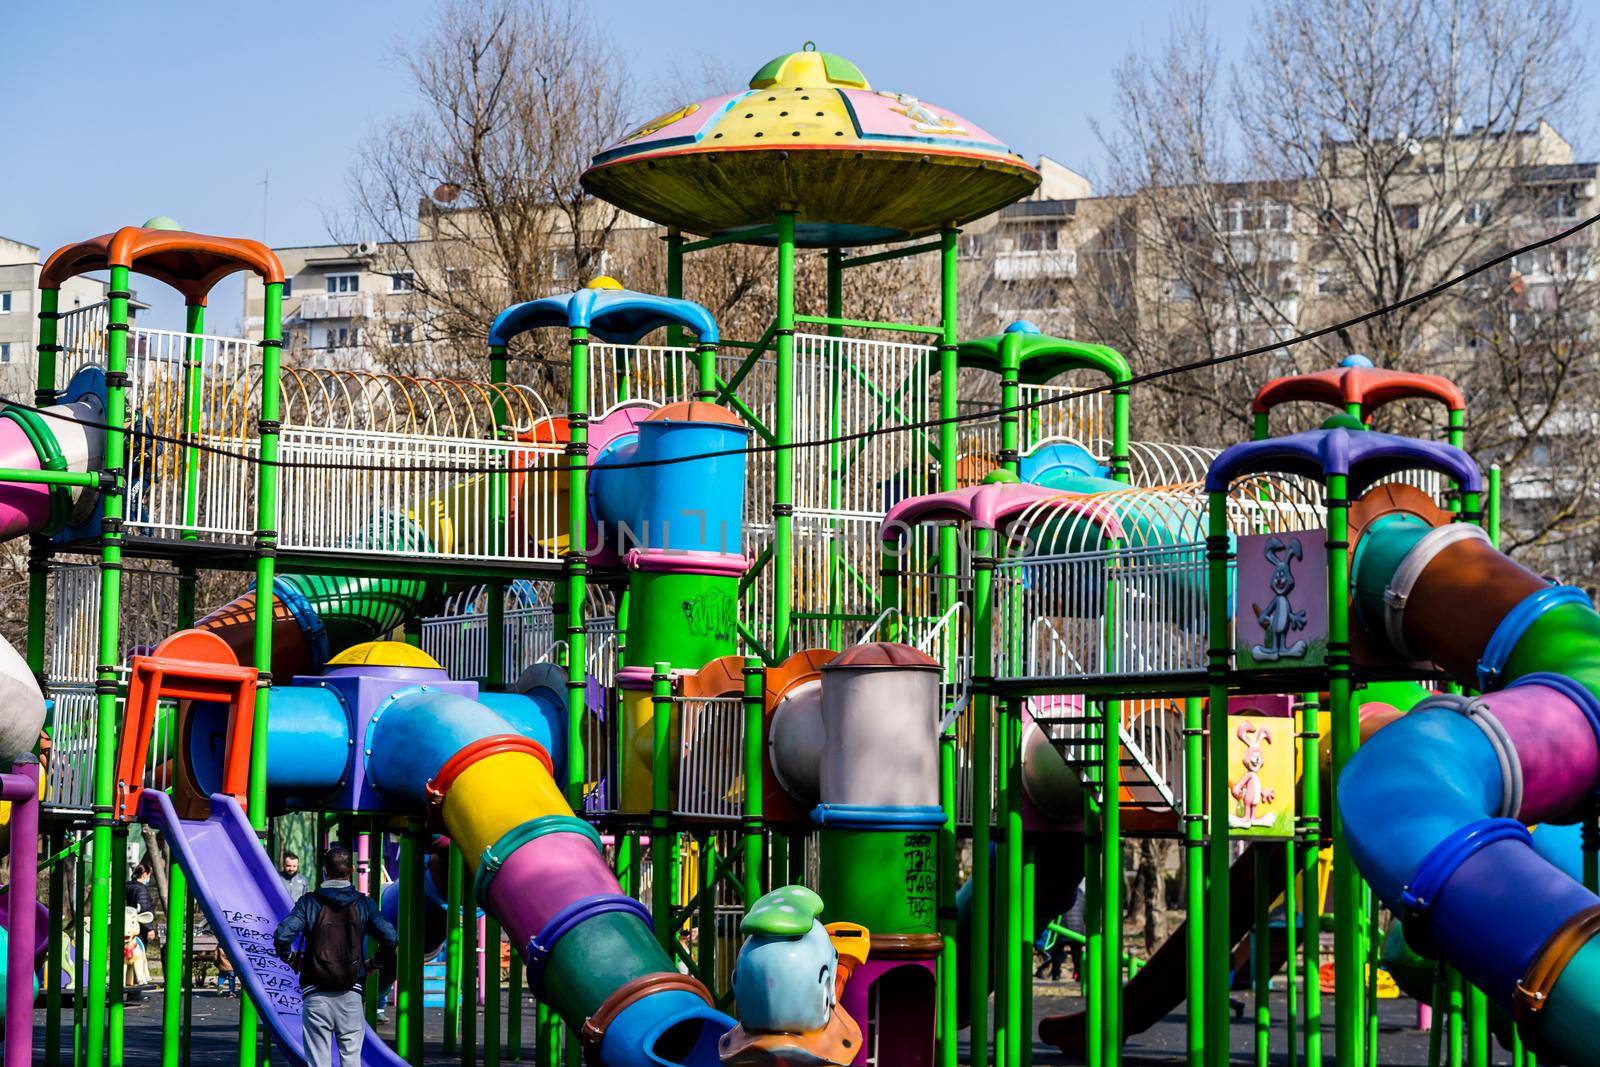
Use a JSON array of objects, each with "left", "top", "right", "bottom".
[{"left": 719, "top": 886, "right": 867, "bottom": 1066}]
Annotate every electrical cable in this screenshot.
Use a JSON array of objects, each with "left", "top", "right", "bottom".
[{"left": 6, "top": 208, "right": 1595, "bottom": 479}]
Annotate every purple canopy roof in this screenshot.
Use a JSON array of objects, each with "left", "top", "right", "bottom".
[{"left": 1204, "top": 428, "right": 1482, "bottom": 495}]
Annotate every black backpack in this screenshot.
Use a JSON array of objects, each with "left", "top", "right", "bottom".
[{"left": 300, "top": 899, "right": 364, "bottom": 990}]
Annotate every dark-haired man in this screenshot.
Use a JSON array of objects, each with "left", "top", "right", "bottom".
[{"left": 273, "top": 846, "right": 397, "bottom": 1067}]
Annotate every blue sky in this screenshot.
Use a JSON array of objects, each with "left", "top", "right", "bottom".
[{"left": 0, "top": 1, "right": 1584, "bottom": 329}]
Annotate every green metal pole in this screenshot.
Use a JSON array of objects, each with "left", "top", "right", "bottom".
[
  {"left": 486, "top": 917, "right": 503, "bottom": 1067},
  {"left": 1486, "top": 467, "right": 1501, "bottom": 549},
  {"left": 485, "top": 576, "right": 506, "bottom": 1066},
  {"left": 1427, "top": 967, "right": 1445, "bottom": 1067},
  {"left": 45, "top": 827, "right": 64, "bottom": 1067},
  {"left": 73, "top": 842, "right": 84, "bottom": 1067},
  {"left": 183, "top": 888, "right": 195, "bottom": 1066},
  {"left": 109, "top": 823, "right": 127, "bottom": 1066},
  {"left": 1326, "top": 471, "right": 1362, "bottom": 1067},
  {"left": 163, "top": 554, "right": 193, "bottom": 1067},
  {"left": 397, "top": 833, "right": 419, "bottom": 1062},
  {"left": 1300, "top": 691, "right": 1323, "bottom": 1067},
  {"left": 1369, "top": 890, "right": 1382, "bottom": 1067},
  {"left": 181, "top": 304, "right": 206, "bottom": 538},
  {"left": 1467, "top": 984, "right": 1487, "bottom": 1067},
  {"left": 1021, "top": 842, "right": 1035, "bottom": 1067},
  {"left": 825, "top": 248, "right": 845, "bottom": 653},
  {"left": 561, "top": 332, "right": 589, "bottom": 807},
  {"left": 970, "top": 529, "right": 996, "bottom": 1067},
  {"left": 1448, "top": 969, "right": 1463, "bottom": 1067},
  {"left": 1183, "top": 695, "right": 1205, "bottom": 1066},
  {"left": 936, "top": 225, "right": 961, "bottom": 1067},
  {"left": 1004, "top": 702, "right": 1024, "bottom": 1067},
  {"left": 35, "top": 285, "right": 60, "bottom": 401},
  {"left": 1285, "top": 829, "right": 1299, "bottom": 1067},
  {"left": 994, "top": 694, "right": 1012, "bottom": 1067},
  {"left": 1254, "top": 848, "right": 1270, "bottom": 1067},
  {"left": 85, "top": 263, "right": 133, "bottom": 1067},
  {"left": 695, "top": 833, "right": 715, "bottom": 988},
  {"left": 464, "top": 859, "right": 479, "bottom": 1067},
  {"left": 446, "top": 846, "right": 463, "bottom": 1054},
  {"left": 240, "top": 278, "right": 284, "bottom": 1067},
  {"left": 508, "top": 935, "right": 523, "bottom": 1060},
  {"left": 772, "top": 211, "right": 797, "bottom": 661},
  {"left": 1205, "top": 489, "right": 1233, "bottom": 1067},
  {"left": 1585, "top": 806, "right": 1599, "bottom": 892},
  {"left": 651, "top": 663, "right": 673, "bottom": 952},
  {"left": 742, "top": 658, "right": 765, "bottom": 907}
]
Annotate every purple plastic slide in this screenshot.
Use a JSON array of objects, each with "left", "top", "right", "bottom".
[{"left": 140, "top": 791, "right": 405, "bottom": 1067}]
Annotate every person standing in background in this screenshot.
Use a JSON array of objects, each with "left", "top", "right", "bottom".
[{"left": 281, "top": 851, "right": 308, "bottom": 902}]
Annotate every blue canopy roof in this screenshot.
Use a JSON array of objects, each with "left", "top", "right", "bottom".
[
  {"left": 487, "top": 287, "right": 718, "bottom": 347},
  {"left": 1205, "top": 427, "right": 1482, "bottom": 496}
]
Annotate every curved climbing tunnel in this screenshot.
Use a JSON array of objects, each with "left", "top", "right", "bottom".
[{"left": 1339, "top": 498, "right": 1600, "bottom": 1064}]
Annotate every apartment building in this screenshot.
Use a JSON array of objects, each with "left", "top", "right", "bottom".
[
  {"left": 242, "top": 198, "right": 657, "bottom": 369},
  {"left": 960, "top": 121, "right": 1597, "bottom": 361},
  {"left": 0, "top": 236, "right": 134, "bottom": 396}
]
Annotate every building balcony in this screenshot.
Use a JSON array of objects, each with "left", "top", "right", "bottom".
[
  {"left": 293, "top": 294, "right": 373, "bottom": 321},
  {"left": 993, "top": 248, "right": 1077, "bottom": 282}
]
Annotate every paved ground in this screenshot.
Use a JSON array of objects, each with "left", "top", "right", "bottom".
[{"left": 34, "top": 983, "right": 1453, "bottom": 1065}]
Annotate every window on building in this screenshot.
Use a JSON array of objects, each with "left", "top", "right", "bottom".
[
  {"left": 325, "top": 326, "right": 352, "bottom": 350},
  {"left": 444, "top": 267, "right": 471, "bottom": 291},
  {"left": 1217, "top": 200, "right": 1293, "bottom": 235},
  {"left": 1537, "top": 184, "right": 1590, "bottom": 220},
  {"left": 325, "top": 273, "right": 360, "bottom": 294},
  {"left": 0, "top": 343, "right": 10, "bottom": 363},
  {"left": 388, "top": 323, "right": 414, "bottom": 344},
  {"left": 1016, "top": 226, "right": 1060, "bottom": 252},
  {"left": 1463, "top": 200, "right": 1494, "bottom": 226},
  {"left": 390, "top": 271, "right": 415, "bottom": 292},
  {"left": 1392, "top": 204, "right": 1420, "bottom": 230},
  {"left": 0, "top": 292, "right": 11, "bottom": 313},
  {"left": 1316, "top": 267, "right": 1348, "bottom": 295},
  {"left": 282, "top": 277, "right": 293, "bottom": 297}
]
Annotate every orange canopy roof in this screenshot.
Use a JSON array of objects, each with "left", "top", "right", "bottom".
[
  {"left": 1252, "top": 365, "right": 1464, "bottom": 416},
  {"left": 40, "top": 226, "right": 284, "bottom": 305}
]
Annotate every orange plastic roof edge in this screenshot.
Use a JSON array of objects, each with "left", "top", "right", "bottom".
[
  {"left": 1252, "top": 366, "right": 1465, "bottom": 415},
  {"left": 40, "top": 226, "right": 285, "bottom": 304}
]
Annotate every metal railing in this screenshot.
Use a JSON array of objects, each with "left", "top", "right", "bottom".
[
  {"left": 675, "top": 696, "right": 746, "bottom": 821},
  {"left": 45, "top": 562, "right": 180, "bottom": 810}
]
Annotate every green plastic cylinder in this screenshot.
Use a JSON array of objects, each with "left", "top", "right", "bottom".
[
  {"left": 817, "top": 828, "right": 938, "bottom": 935},
  {"left": 1535, "top": 936, "right": 1600, "bottom": 1065},
  {"left": 533, "top": 910, "right": 675, "bottom": 1024},
  {"left": 621, "top": 570, "right": 738, "bottom": 670},
  {"left": 1349, "top": 513, "right": 1432, "bottom": 643}
]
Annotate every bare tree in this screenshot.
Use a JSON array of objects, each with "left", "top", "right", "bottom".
[
  {"left": 342, "top": 0, "right": 638, "bottom": 384},
  {"left": 1238, "top": 0, "right": 1589, "bottom": 364}
]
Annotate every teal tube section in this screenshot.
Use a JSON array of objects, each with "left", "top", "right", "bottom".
[{"left": 1338, "top": 512, "right": 1600, "bottom": 1066}]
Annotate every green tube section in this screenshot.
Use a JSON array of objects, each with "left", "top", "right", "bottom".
[{"left": 1347, "top": 510, "right": 1600, "bottom": 1065}]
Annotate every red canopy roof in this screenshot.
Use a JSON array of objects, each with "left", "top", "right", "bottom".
[
  {"left": 1252, "top": 365, "right": 1464, "bottom": 416},
  {"left": 40, "top": 227, "right": 284, "bottom": 306}
]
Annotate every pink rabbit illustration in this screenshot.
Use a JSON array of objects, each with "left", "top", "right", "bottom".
[{"left": 1229, "top": 720, "right": 1277, "bottom": 828}]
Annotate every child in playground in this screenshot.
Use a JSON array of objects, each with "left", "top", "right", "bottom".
[{"left": 215, "top": 950, "right": 238, "bottom": 996}]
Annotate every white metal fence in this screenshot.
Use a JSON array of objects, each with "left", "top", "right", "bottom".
[
  {"left": 56, "top": 306, "right": 569, "bottom": 563},
  {"left": 675, "top": 696, "right": 746, "bottom": 821},
  {"left": 44, "top": 562, "right": 181, "bottom": 811}
]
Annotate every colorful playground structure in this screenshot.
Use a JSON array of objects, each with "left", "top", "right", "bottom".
[{"left": 0, "top": 38, "right": 1595, "bottom": 1067}]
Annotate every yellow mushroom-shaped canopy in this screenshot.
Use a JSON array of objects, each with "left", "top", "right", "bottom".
[{"left": 581, "top": 44, "right": 1040, "bottom": 247}]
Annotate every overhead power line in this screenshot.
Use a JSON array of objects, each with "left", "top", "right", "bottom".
[{"left": 5, "top": 208, "right": 1596, "bottom": 478}]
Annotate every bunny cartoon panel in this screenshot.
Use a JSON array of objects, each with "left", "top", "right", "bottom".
[{"left": 1234, "top": 530, "right": 1329, "bottom": 671}]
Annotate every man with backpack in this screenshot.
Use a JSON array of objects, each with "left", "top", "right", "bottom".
[{"left": 273, "top": 846, "right": 398, "bottom": 1067}]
